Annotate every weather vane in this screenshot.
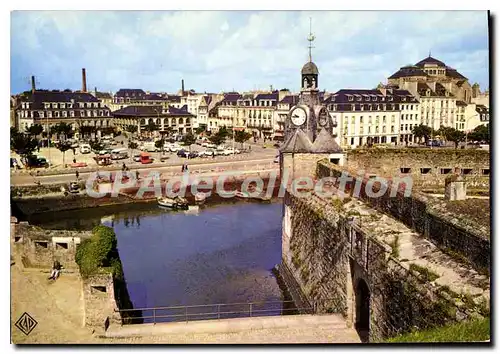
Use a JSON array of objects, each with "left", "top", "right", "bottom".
[{"left": 307, "top": 17, "right": 315, "bottom": 62}]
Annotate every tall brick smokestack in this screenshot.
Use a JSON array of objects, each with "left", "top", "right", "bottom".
[
  {"left": 82, "top": 68, "right": 87, "bottom": 92},
  {"left": 181, "top": 79, "right": 185, "bottom": 96},
  {"left": 31, "top": 76, "right": 36, "bottom": 93}
]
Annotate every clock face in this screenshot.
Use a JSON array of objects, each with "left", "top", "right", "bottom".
[
  {"left": 291, "top": 107, "right": 307, "bottom": 126},
  {"left": 318, "top": 108, "right": 329, "bottom": 127}
]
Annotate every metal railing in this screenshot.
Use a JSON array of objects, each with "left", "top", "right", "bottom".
[{"left": 115, "top": 299, "right": 315, "bottom": 325}]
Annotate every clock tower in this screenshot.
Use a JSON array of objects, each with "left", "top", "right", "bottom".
[{"left": 280, "top": 18, "right": 344, "bottom": 179}]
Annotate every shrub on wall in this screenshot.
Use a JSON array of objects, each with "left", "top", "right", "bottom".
[{"left": 75, "top": 225, "right": 122, "bottom": 279}]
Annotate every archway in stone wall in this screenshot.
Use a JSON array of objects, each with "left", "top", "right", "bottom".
[{"left": 355, "top": 278, "right": 370, "bottom": 342}]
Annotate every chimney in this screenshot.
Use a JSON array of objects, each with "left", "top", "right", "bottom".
[
  {"left": 31, "top": 76, "right": 36, "bottom": 93},
  {"left": 181, "top": 79, "right": 185, "bottom": 96},
  {"left": 82, "top": 68, "right": 87, "bottom": 92}
]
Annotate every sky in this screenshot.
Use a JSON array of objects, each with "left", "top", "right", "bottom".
[{"left": 10, "top": 11, "right": 489, "bottom": 95}]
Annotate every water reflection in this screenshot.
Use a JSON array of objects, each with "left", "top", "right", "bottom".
[{"left": 29, "top": 201, "right": 285, "bottom": 322}]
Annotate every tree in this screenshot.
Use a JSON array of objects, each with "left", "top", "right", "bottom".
[
  {"left": 145, "top": 121, "right": 158, "bottom": 137},
  {"left": 52, "top": 122, "right": 73, "bottom": 141},
  {"left": 125, "top": 125, "right": 137, "bottom": 137},
  {"left": 209, "top": 130, "right": 227, "bottom": 146},
  {"left": 79, "top": 125, "right": 96, "bottom": 140},
  {"left": 57, "top": 141, "right": 72, "bottom": 167},
  {"left": 128, "top": 141, "right": 138, "bottom": 157},
  {"left": 89, "top": 140, "right": 104, "bottom": 153},
  {"left": 412, "top": 124, "right": 433, "bottom": 144},
  {"left": 182, "top": 132, "right": 196, "bottom": 150},
  {"left": 195, "top": 126, "right": 206, "bottom": 135},
  {"left": 234, "top": 130, "right": 253, "bottom": 148},
  {"left": 11, "top": 131, "right": 38, "bottom": 163},
  {"left": 26, "top": 124, "right": 44, "bottom": 137},
  {"left": 155, "top": 139, "right": 165, "bottom": 152},
  {"left": 468, "top": 124, "right": 490, "bottom": 144},
  {"left": 437, "top": 127, "right": 465, "bottom": 149}
]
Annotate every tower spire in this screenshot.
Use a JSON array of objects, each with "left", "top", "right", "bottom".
[
  {"left": 307, "top": 17, "right": 315, "bottom": 62},
  {"left": 429, "top": 49, "right": 432, "bottom": 58}
]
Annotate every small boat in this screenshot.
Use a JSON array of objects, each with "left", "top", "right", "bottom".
[
  {"left": 195, "top": 192, "right": 207, "bottom": 204},
  {"left": 184, "top": 205, "right": 200, "bottom": 215},
  {"left": 157, "top": 196, "right": 189, "bottom": 210},
  {"left": 235, "top": 190, "right": 250, "bottom": 198}
]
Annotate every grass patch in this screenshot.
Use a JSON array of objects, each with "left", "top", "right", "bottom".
[
  {"left": 409, "top": 263, "right": 440, "bottom": 282},
  {"left": 389, "top": 235, "right": 400, "bottom": 258},
  {"left": 386, "top": 317, "right": 490, "bottom": 343}
]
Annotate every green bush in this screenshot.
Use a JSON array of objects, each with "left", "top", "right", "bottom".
[{"left": 75, "top": 225, "right": 122, "bottom": 279}]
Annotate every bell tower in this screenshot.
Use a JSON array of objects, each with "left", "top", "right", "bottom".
[{"left": 300, "top": 18, "right": 320, "bottom": 109}]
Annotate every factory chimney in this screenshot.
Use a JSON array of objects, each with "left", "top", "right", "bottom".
[
  {"left": 82, "top": 68, "right": 87, "bottom": 92},
  {"left": 181, "top": 79, "right": 185, "bottom": 96},
  {"left": 31, "top": 76, "right": 36, "bottom": 93}
]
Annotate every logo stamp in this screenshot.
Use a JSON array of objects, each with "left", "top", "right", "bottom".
[{"left": 15, "top": 312, "right": 38, "bottom": 336}]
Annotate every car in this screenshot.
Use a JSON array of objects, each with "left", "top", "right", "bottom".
[
  {"left": 188, "top": 151, "right": 199, "bottom": 159},
  {"left": 133, "top": 154, "right": 141, "bottom": 162},
  {"left": 223, "top": 148, "right": 240, "bottom": 155},
  {"left": 169, "top": 145, "right": 181, "bottom": 152},
  {"left": 426, "top": 140, "right": 442, "bottom": 147},
  {"left": 199, "top": 150, "right": 214, "bottom": 157},
  {"left": 206, "top": 143, "right": 216, "bottom": 149},
  {"left": 79, "top": 144, "right": 91, "bottom": 154},
  {"left": 26, "top": 155, "right": 49, "bottom": 168},
  {"left": 177, "top": 149, "right": 188, "bottom": 158}
]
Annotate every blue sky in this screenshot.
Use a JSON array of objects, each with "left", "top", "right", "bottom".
[{"left": 11, "top": 11, "right": 489, "bottom": 94}]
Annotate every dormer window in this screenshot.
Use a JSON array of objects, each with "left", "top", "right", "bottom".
[
  {"left": 402, "top": 97, "right": 406, "bottom": 101},
  {"left": 372, "top": 96, "right": 377, "bottom": 101},
  {"left": 52, "top": 103, "right": 58, "bottom": 109},
  {"left": 61, "top": 103, "right": 66, "bottom": 109},
  {"left": 356, "top": 96, "right": 361, "bottom": 101},
  {"left": 348, "top": 95, "right": 353, "bottom": 101},
  {"left": 39, "top": 111, "right": 44, "bottom": 118}
]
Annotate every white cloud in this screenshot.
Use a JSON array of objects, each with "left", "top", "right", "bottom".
[{"left": 11, "top": 10, "right": 489, "bottom": 93}]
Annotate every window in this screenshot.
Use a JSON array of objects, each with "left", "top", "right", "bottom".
[
  {"left": 391, "top": 126, "right": 395, "bottom": 133},
  {"left": 80, "top": 110, "right": 85, "bottom": 117},
  {"left": 405, "top": 124, "right": 408, "bottom": 131},
  {"left": 391, "top": 115, "right": 395, "bottom": 123},
  {"left": 70, "top": 111, "right": 75, "bottom": 117},
  {"left": 400, "top": 168, "right": 411, "bottom": 173},
  {"left": 39, "top": 112, "right": 44, "bottom": 118},
  {"left": 87, "top": 110, "right": 92, "bottom": 117},
  {"left": 52, "top": 103, "right": 58, "bottom": 109},
  {"left": 351, "top": 116, "right": 355, "bottom": 124},
  {"left": 440, "top": 168, "right": 452, "bottom": 175},
  {"left": 350, "top": 137, "right": 354, "bottom": 145},
  {"left": 420, "top": 168, "right": 432, "bottom": 174},
  {"left": 348, "top": 96, "right": 353, "bottom": 101},
  {"left": 401, "top": 124, "right": 404, "bottom": 131},
  {"left": 360, "top": 116, "right": 363, "bottom": 123},
  {"left": 47, "top": 111, "right": 52, "bottom": 118},
  {"left": 382, "top": 126, "right": 386, "bottom": 133},
  {"left": 56, "top": 242, "right": 68, "bottom": 249},
  {"left": 91, "top": 286, "right": 107, "bottom": 293},
  {"left": 482, "top": 169, "right": 490, "bottom": 176},
  {"left": 35, "top": 241, "right": 49, "bottom": 249},
  {"left": 368, "top": 126, "right": 371, "bottom": 133},
  {"left": 383, "top": 116, "right": 386, "bottom": 124},
  {"left": 368, "top": 116, "right": 372, "bottom": 124},
  {"left": 62, "top": 111, "right": 67, "bottom": 118},
  {"left": 375, "top": 116, "right": 379, "bottom": 124},
  {"left": 61, "top": 103, "right": 66, "bottom": 109},
  {"left": 461, "top": 168, "right": 473, "bottom": 175}
]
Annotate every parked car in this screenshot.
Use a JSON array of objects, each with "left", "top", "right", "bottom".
[
  {"left": 80, "top": 144, "right": 91, "bottom": 154},
  {"left": 111, "top": 148, "right": 129, "bottom": 160},
  {"left": 426, "top": 139, "right": 442, "bottom": 147},
  {"left": 177, "top": 149, "right": 188, "bottom": 158},
  {"left": 26, "top": 155, "right": 49, "bottom": 168},
  {"left": 133, "top": 154, "right": 141, "bottom": 162},
  {"left": 199, "top": 150, "right": 214, "bottom": 157},
  {"left": 188, "top": 151, "right": 199, "bottom": 158},
  {"left": 223, "top": 148, "right": 240, "bottom": 155}
]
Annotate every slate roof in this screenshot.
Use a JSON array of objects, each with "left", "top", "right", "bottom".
[
  {"left": 115, "top": 89, "right": 146, "bottom": 98},
  {"left": 301, "top": 61, "right": 319, "bottom": 75},
  {"left": 96, "top": 92, "right": 112, "bottom": 99},
  {"left": 279, "top": 95, "right": 299, "bottom": 105},
  {"left": 388, "top": 66, "right": 429, "bottom": 79},
  {"left": 445, "top": 67, "right": 468, "bottom": 80},
  {"left": 415, "top": 56, "right": 446, "bottom": 67},
  {"left": 222, "top": 93, "right": 241, "bottom": 102},
  {"left": 456, "top": 100, "right": 467, "bottom": 106},
  {"left": 255, "top": 91, "right": 279, "bottom": 100},
  {"left": 311, "top": 128, "right": 343, "bottom": 153},
  {"left": 168, "top": 105, "right": 195, "bottom": 116},
  {"left": 21, "top": 90, "right": 101, "bottom": 109},
  {"left": 280, "top": 129, "right": 314, "bottom": 153},
  {"left": 112, "top": 105, "right": 165, "bottom": 117}
]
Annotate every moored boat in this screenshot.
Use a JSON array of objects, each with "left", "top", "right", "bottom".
[{"left": 195, "top": 192, "right": 207, "bottom": 204}]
